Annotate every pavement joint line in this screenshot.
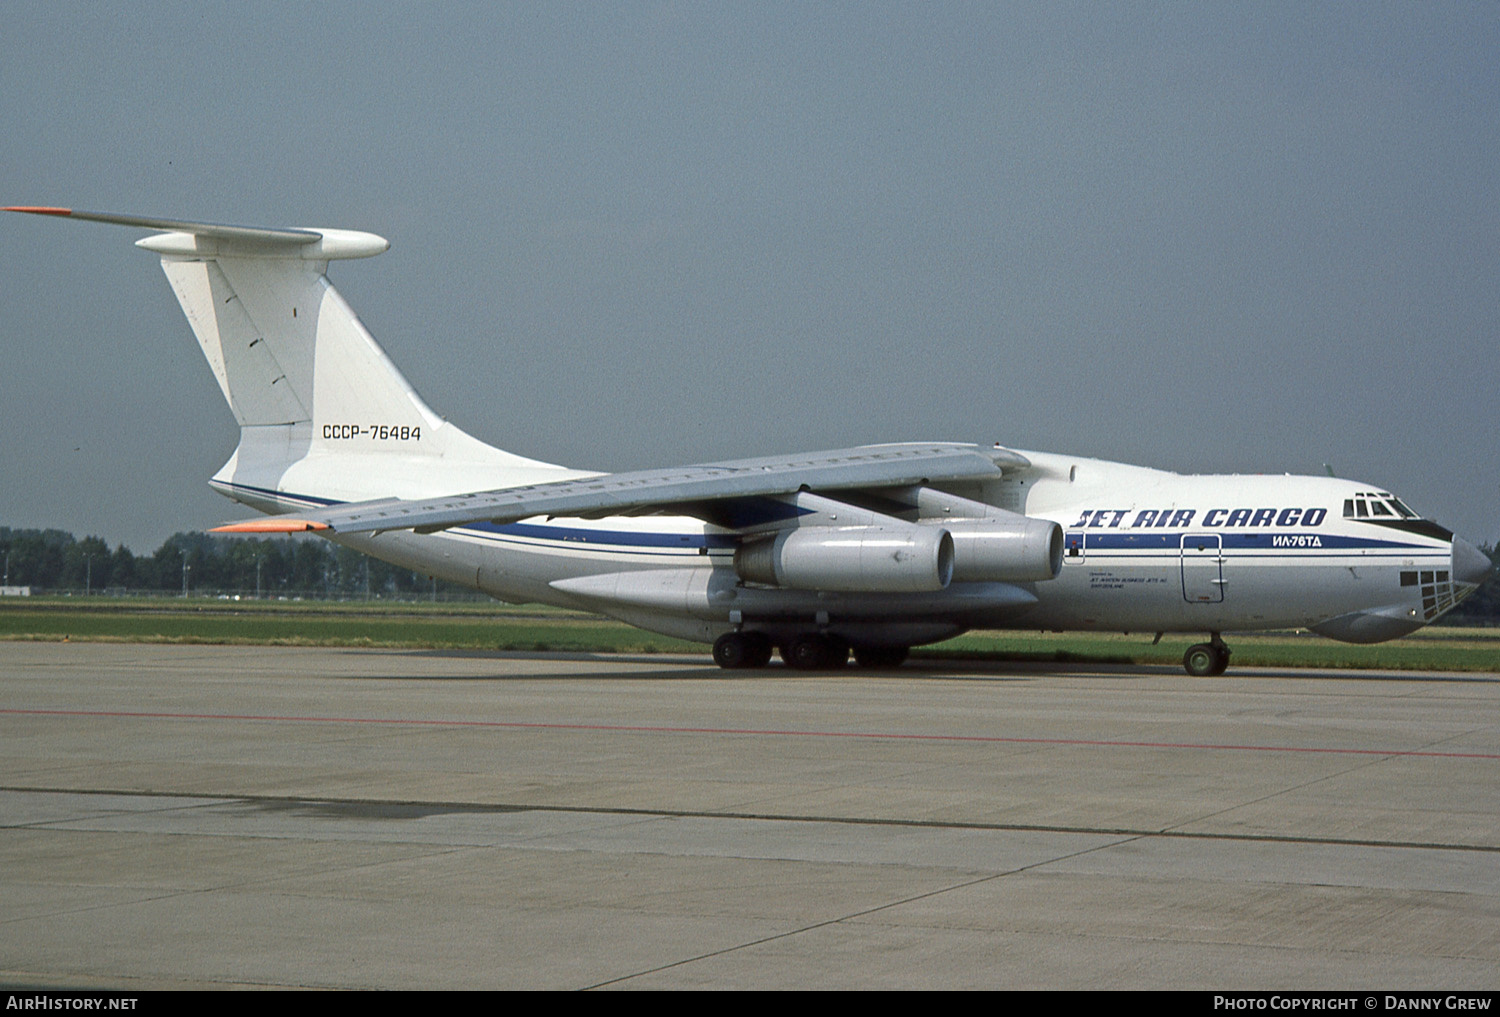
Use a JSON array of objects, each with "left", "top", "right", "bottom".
[
  {"left": 4, "top": 707, "right": 1498, "bottom": 759},
  {"left": 1155, "top": 744, "right": 1444, "bottom": 835},
  {"left": 580, "top": 868, "right": 1020, "bottom": 989},
  {"left": 581, "top": 831, "right": 1141, "bottom": 989},
  {"left": 2, "top": 785, "right": 1497, "bottom": 855}
]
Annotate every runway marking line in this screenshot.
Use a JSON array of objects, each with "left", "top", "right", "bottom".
[{"left": 3, "top": 707, "right": 1496, "bottom": 760}]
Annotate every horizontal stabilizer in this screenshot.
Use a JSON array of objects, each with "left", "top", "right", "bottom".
[
  {"left": 4, "top": 206, "right": 389, "bottom": 259},
  {"left": 5, "top": 206, "right": 321, "bottom": 244}
]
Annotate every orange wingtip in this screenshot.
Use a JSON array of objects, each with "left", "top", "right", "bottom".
[
  {"left": 210, "top": 519, "right": 330, "bottom": 534},
  {"left": 3, "top": 206, "right": 73, "bottom": 216}
]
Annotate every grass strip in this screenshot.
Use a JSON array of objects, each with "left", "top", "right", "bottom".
[{"left": 2, "top": 598, "right": 1496, "bottom": 671}]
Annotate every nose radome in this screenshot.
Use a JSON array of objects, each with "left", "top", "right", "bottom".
[{"left": 1452, "top": 537, "right": 1495, "bottom": 586}]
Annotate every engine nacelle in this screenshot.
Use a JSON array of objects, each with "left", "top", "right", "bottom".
[
  {"left": 941, "top": 516, "right": 1063, "bottom": 582},
  {"left": 734, "top": 526, "right": 954, "bottom": 593}
]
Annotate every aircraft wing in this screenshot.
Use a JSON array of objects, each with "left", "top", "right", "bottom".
[{"left": 213, "top": 443, "right": 1024, "bottom": 535}]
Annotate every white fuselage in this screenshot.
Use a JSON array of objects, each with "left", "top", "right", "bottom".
[{"left": 215, "top": 448, "right": 1459, "bottom": 647}]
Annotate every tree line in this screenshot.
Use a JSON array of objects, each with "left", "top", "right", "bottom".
[
  {"left": 1454, "top": 547, "right": 1500, "bottom": 622},
  {"left": 0, "top": 527, "right": 472, "bottom": 600},
  {"left": 2, "top": 525, "right": 1496, "bottom": 619}
]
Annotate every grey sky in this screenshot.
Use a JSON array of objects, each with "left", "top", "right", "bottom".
[{"left": 2, "top": 1, "right": 1496, "bottom": 552}]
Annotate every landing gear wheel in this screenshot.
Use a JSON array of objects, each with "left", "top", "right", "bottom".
[
  {"left": 1183, "top": 642, "right": 1231, "bottom": 677},
  {"left": 852, "top": 644, "right": 909, "bottom": 669},
  {"left": 1184, "top": 643, "right": 1217, "bottom": 677},
  {"left": 782, "top": 634, "right": 849, "bottom": 670},
  {"left": 713, "top": 632, "right": 773, "bottom": 669}
]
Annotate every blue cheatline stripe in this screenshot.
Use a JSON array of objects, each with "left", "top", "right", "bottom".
[
  {"left": 223, "top": 482, "right": 736, "bottom": 550},
  {"left": 1072, "top": 554, "right": 1439, "bottom": 564},
  {"left": 225, "top": 481, "right": 339, "bottom": 508},
  {"left": 1075, "top": 532, "right": 1435, "bottom": 551}
]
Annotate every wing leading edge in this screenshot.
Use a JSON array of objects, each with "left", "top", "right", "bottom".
[{"left": 212, "top": 443, "right": 1025, "bottom": 535}]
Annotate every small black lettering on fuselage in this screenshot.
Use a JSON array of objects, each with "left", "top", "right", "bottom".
[{"left": 322, "top": 424, "right": 422, "bottom": 441}]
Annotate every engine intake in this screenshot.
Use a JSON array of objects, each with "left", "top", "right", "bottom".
[{"left": 734, "top": 525, "right": 954, "bottom": 593}]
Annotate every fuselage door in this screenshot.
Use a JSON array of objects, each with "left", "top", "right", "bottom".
[
  {"left": 1181, "top": 533, "right": 1225, "bottom": 603},
  {"left": 1063, "top": 530, "right": 1086, "bottom": 564}
]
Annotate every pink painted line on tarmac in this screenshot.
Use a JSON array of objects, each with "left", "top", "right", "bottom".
[{"left": 3, "top": 707, "right": 1497, "bottom": 760}]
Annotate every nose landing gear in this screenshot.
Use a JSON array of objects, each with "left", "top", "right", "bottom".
[{"left": 1183, "top": 633, "right": 1231, "bottom": 677}]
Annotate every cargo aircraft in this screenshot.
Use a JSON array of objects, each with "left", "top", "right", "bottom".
[{"left": 7, "top": 207, "right": 1491, "bottom": 674}]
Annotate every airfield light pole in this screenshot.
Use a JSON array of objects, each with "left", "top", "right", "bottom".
[{"left": 181, "top": 556, "right": 190, "bottom": 599}]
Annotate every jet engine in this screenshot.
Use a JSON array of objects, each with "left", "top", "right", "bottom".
[
  {"left": 941, "top": 516, "right": 1063, "bottom": 582},
  {"left": 734, "top": 525, "right": 954, "bottom": 593}
]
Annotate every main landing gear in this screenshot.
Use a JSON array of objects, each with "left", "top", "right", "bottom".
[
  {"left": 712, "top": 631, "right": 774, "bottom": 669},
  {"left": 711, "top": 631, "right": 912, "bottom": 671},
  {"left": 852, "top": 644, "right": 909, "bottom": 669},
  {"left": 782, "top": 633, "right": 849, "bottom": 670},
  {"left": 1183, "top": 633, "right": 1231, "bottom": 677}
]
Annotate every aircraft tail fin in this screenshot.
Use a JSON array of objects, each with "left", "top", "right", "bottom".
[{"left": 6, "top": 207, "right": 578, "bottom": 513}]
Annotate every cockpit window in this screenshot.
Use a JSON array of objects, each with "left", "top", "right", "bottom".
[
  {"left": 1344, "top": 495, "right": 1422, "bottom": 525},
  {"left": 1344, "top": 491, "right": 1452, "bottom": 541},
  {"left": 1344, "top": 492, "right": 1422, "bottom": 521}
]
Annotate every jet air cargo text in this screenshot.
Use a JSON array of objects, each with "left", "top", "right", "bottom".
[{"left": 1069, "top": 507, "right": 1328, "bottom": 529}]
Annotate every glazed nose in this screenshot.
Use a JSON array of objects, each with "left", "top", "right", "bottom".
[{"left": 1451, "top": 537, "right": 1494, "bottom": 586}]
